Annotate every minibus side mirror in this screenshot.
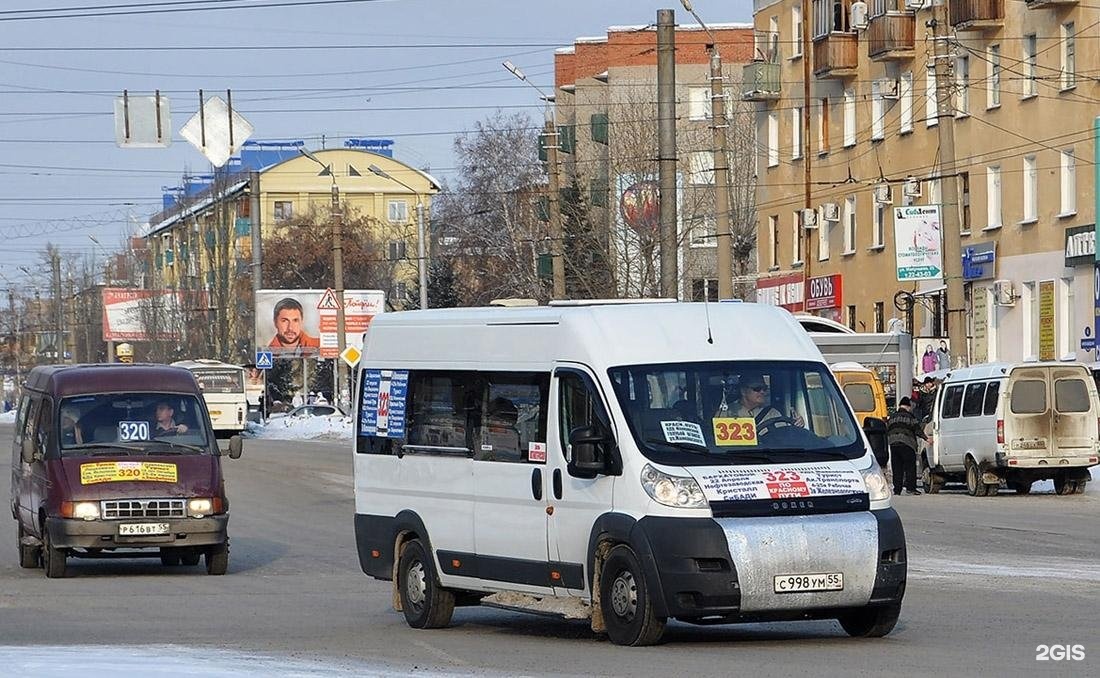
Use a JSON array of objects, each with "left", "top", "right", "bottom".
[
  {"left": 21, "top": 438, "right": 35, "bottom": 465},
  {"left": 862, "top": 417, "right": 888, "bottom": 466},
  {"left": 568, "top": 425, "right": 610, "bottom": 477},
  {"left": 227, "top": 435, "right": 243, "bottom": 459}
]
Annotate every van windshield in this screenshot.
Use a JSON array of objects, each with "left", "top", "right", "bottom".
[
  {"left": 608, "top": 361, "right": 864, "bottom": 466},
  {"left": 58, "top": 393, "right": 213, "bottom": 456}
]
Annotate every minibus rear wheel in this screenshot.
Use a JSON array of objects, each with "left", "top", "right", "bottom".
[
  {"left": 599, "top": 545, "right": 666, "bottom": 646},
  {"left": 397, "top": 538, "right": 455, "bottom": 629},
  {"left": 17, "top": 524, "right": 40, "bottom": 569},
  {"left": 837, "top": 602, "right": 901, "bottom": 637}
]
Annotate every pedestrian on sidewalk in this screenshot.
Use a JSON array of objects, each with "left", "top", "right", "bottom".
[{"left": 887, "top": 396, "right": 928, "bottom": 495}]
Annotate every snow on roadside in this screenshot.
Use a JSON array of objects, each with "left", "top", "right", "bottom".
[
  {"left": 244, "top": 416, "right": 353, "bottom": 442},
  {"left": 0, "top": 410, "right": 16, "bottom": 424}
]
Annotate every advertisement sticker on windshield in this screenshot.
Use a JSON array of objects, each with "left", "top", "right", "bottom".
[
  {"left": 528, "top": 441, "right": 547, "bottom": 463},
  {"left": 711, "top": 417, "right": 758, "bottom": 446},
  {"left": 359, "top": 369, "right": 409, "bottom": 438},
  {"left": 691, "top": 463, "right": 865, "bottom": 502},
  {"left": 80, "top": 461, "right": 178, "bottom": 485},
  {"left": 661, "top": 420, "right": 706, "bottom": 447},
  {"left": 118, "top": 420, "right": 151, "bottom": 442}
]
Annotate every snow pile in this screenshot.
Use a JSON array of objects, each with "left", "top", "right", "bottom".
[
  {"left": 244, "top": 415, "right": 353, "bottom": 442},
  {"left": 0, "top": 410, "right": 17, "bottom": 424}
]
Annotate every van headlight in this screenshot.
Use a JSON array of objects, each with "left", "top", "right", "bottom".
[
  {"left": 641, "top": 464, "right": 707, "bottom": 509},
  {"left": 188, "top": 498, "right": 214, "bottom": 517},
  {"left": 72, "top": 502, "right": 100, "bottom": 521},
  {"left": 860, "top": 465, "right": 892, "bottom": 502}
]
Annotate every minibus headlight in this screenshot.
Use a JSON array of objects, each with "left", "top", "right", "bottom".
[
  {"left": 63, "top": 501, "right": 100, "bottom": 521},
  {"left": 860, "top": 465, "right": 892, "bottom": 502},
  {"left": 641, "top": 464, "right": 707, "bottom": 509},
  {"left": 188, "top": 498, "right": 214, "bottom": 517}
]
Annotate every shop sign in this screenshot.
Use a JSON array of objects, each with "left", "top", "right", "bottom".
[
  {"left": 806, "top": 274, "right": 843, "bottom": 311},
  {"left": 755, "top": 273, "right": 804, "bottom": 312},
  {"left": 1064, "top": 225, "right": 1095, "bottom": 267},
  {"left": 1039, "top": 280, "right": 1056, "bottom": 361}
]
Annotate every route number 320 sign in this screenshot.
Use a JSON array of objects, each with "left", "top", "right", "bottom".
[{"left": 711, "top": 417, "right": 758, "bottom": 446}]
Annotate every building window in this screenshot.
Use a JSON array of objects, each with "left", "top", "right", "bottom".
[
  {"left": 388, "top": 240, "right": 407, "bottom": 261},
  {"left": 925, "top": 68, "right": 938, "bottom": 128},
  {"left": 900, "top": 72, "right": 913, "bottom": 134},
  {"left": 688, "top": 87, "right": 711, "bottom": 121},
  {"left": 874, "top": 302, "right": 884, "bottom": 333},
  {"left": 818, "top": 207, "right": 830, "bottom": 262},
  {"left": 767, "top": 113, "right": 779, "bottom": 167},
  {"left": 690, "top": 216, "right": 716, "bottom": 247},
  {"left": 1023, "top": 34, "right": 1037, "bottom": 98},
  {"left": 987, "top": 45, "right": 1000, "bottom": 109},
  {"left": 986, "top": 165, "right": 1002, "bottom": 229},
  {"left": 1060, "top": 149, "right": 1076, "bottom": 216},
  {"left": 792, "top": 212, "right": 803, "bottom": 264},
  {"left": 843, "top": 88, "right": 856, "bottom": 147},
  {"left": 791, "top": 107, "right": 803, "bottom": 160},
  {"left": 872, "top": 191, "right": 886, "bottom": 248},
  {"left": 1062, "top": 22, "right": 1076, "bottom": 90},
  {"left": 871, "top": 80, "right": 885, "bottom": 141},
  {"left": 769, "top": 215, "right": 779, "bottom": 268},
  {"left": 955, "top": 55, "right": 969, "bottom": 117},
  {"left": 689, "top": 151, "right": 715, "bottom": 185},
  {"left": 843, "top": 195, "right": 856, "bottom": 254},
  {"left": 817, "top": 97, "right": 830, "bottom": 154},
  {"left": 1023, "top": 155, "right": 1038, "bottom": 223},
  {"left": 692, "top": 279, "right": 718, "bottom": 302},
  {"left": 388, "top": 199, "right": 408, "bottom": 223},
  {"left": 847, "top": 304, "right": 857, "bottom": 331},
  {"left": 960, "top": 171, "right": 971, "bottom": 233},
  {"left": 273, "top": 201, "right": 293, "bottom": 222},
  {"left": 792, "top": 6, "right": 803, "bottom": 58}
]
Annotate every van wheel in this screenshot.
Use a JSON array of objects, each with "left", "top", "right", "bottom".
[
  {"left": 1010, "top": 481, "right": 1033, "bottom": 495},
  {"left": 600, "top": 545, "right": 666, "bottom": 646},
  {"left": 398, "top": 539, "right": 454, "bottom": 629},
  {"left": 42, "top": 527, "right": 68, "bottom": 579},
  {"left": 1073, "top": 479, "right": 1087, "bottom": 494},
  {"left": 1054, "top": 474, "right": 1075, "bottom": 496},
  {"left": 205, "top": 542, "right": 228, "bottom": 575},
  {"left": 837, "top": 602, "right": 902, "bottom": 637},
  {"left": 965, "top": 460, "right": 987, "bottom": 497},
  {"left": 17, "top": 524, "right": 40, "bottom": 569},
  {"left": 920, "top": 458, "right": 943, "bottom": 494},
  {"left": 180, "top": 552, "right": 201, "bottom": 566}
]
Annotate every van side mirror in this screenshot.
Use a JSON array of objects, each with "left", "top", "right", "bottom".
[
  {"left": 862, "top": 416, "right": 888, "bottom": 466},
  {"left": 568, "top": 425, "right": 610, "bottom": 477},
  {"left": 21, "top": 438, "right": 35, "bottom": 464},
  {"left": 227, "top": 435, "right": 243, "bottom": 459}
]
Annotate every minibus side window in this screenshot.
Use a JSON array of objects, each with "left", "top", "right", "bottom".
[
  {"left": 941, "top": 385, "right": 964, "bottom": 419},
  {"left": 475, "top": 372, "right": 550, "bottom": 463},
  {"left": 34, "top": 398, "right": 52, "bottom": 458},
  {"left": 405, "top": 372, "right": 477, "bottom": 453},
  {"left": 961, "top": 382, "right": 987, "bottom": 417},
  {"left": 14, "top": 395, "right": 32, "bottom": 445},
  {"left": 983, "top": 381, "right": 1000, "bottom": 415},
  {"left": 558, "top": 372, "right": 613, "bottom": 467}
]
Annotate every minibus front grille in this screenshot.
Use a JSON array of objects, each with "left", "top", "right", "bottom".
[
  {"left": 101, "top": 499, "right": 186, "bottom": 519},
  {"left": 709, "top": 493, "right": 869, "bottom": 519}
]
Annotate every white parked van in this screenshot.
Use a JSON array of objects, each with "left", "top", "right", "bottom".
[
  {"left": 352, "top": 302, "right": 904, "bottom": 646},
  {"left": 922, "top": 362, "right": 1099, "bottom": 496}
]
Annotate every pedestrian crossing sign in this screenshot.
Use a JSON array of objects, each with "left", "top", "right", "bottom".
[
  {"left": 316, "top": 288, "right": 341, "bottom": 310},
  {"left": 255, "top": 350, "right": 274, "bottom": 370}
]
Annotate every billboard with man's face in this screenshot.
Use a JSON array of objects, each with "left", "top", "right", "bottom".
[{"left": 255, "top": 289, "right": 385, "bottom": 357}]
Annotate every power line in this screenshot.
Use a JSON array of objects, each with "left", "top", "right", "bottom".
[{"left": 0, "top": 0, "right": 385, "bottom": 22}]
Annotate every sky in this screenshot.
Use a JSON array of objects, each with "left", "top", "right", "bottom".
[{"left": 0, "top": 0, "right": 755, "bottom": 291}]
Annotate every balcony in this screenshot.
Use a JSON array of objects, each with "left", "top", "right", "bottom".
[
  {"left": 949, "top": 0, "right": 1004, "bottom": 31},
  {"left": 867, "top": 13, "right": 915, "bottom": 61},
  {"left": 813, "top": 32, "right": 858, "bottom": 79},
  {"left": 742, "top": 61, "right": 781, "bottom": 101},
  {"left": 1025, "top": 0, "right": 1076, "bottom": 7}
]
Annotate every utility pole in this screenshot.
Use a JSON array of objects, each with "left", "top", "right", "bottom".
[
  {"left": 331, "top": 180, "right": 347, "bottom": 410},
  {"left": 801, "top": 0, "right": 813, "bottom": 290},
  {"left": 8, "top": 289, "right": 18, "bottom": 385},
  {"left": 931, "top": 4, "right": 966, "bottom": 364},
  {"left": 52, "top": 252, "right": 63, "bottom": 365},
  {"left": 710, "top": 45, "right": 733, "bottom": 300},
  {"left": 657, "top": 8, "right": 679, "bottom": 298},
  {"left": 249, "top": 169, "right": 262, "bottom": 301},
  {"left": 545, "top": 120, "right": 566, "bottom": 299},
  {"left": 416, "top": 201, "right": 429, "bottom": 308}
]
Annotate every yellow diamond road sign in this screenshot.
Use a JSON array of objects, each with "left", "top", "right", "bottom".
[{"left": 340, "top": 346, "right": 361, "bottom": 367}]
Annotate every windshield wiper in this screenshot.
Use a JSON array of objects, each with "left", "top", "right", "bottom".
[
  {"left": 644, "top": 438, "right": 715, "bottom": 456},
  {"left": 66, "top": 442, "right": 146, "bottom": 455},
  {"left": 142, "top": 439, "right": 206, "bottom": 454},
  {"left": 764, "top": 448, "right": 852, "bottom": 459}
]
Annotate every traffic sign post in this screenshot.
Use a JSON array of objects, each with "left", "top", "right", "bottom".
[{"left": 255, "top": 350, "right": 274, "bottom": 370}]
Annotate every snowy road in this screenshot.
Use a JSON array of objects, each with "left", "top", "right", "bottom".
[{"left": 1, "top": 425, "right": 1096, "bottom": 677}]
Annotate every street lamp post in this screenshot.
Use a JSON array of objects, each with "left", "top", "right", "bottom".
[
  {"left": 368, "top": 164, "right": 428, "bottom": 310},
  {"left": 299, "top": 148, "right": 348, "bottom": 410}
]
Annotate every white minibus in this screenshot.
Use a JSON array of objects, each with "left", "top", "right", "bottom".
[
  {"left": 172, "top": 359, "right": 248, "bottom": 438},
  {"left": 923, "top": 362, "right": 1099, "bottom": 495},
  {"left": 352, "top": 302, "right": 904, "bottom": 646}
]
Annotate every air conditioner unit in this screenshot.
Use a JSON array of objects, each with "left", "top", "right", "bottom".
[
  {"left": 903, "top": 177, "right": 922, "bottom": 198},
  {"left": 905, "top": 0, "right": 931, "bottom": 9},
  {"left": 850, "top": 1, "right": 869, "bottom": 31},
  {"left": 822, "top": 202, "right": 840, "bottom": 222},
  {"left": 874, "top": 185, "right": 893, "bottom": 205},
  {"left": 879, "top": 78, "right": 900, "bottom": 100},
  {"left": 993, "top": 280, "right": 1016, "bottom": 306},
  {"left": 801, "top": 208, "right": 818, "bottom": 230}
]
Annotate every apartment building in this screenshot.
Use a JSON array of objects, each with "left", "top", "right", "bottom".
[
  {"left": 553, "top": 23, "right": 755, "bottom": 299},
  {"left": 750, "top": 0, "right": 1099, "bottom": 363}
]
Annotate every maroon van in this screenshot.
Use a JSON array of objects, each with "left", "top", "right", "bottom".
[{"left": 9, "top": 364, "right": 242, "bottom": 578}]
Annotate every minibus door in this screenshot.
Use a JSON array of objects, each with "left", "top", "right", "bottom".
[
  {"left": 547, "top": 366, "right": 618, "bottom": 597},
  {"left": 1049, "top": 367, "right": 1096, "bottom": 459}
]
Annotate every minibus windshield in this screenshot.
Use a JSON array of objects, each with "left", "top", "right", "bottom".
[
  {"left": 59, "top": 393, "right": 213, "bottom": 456},
  {"left": 608, "top": 361, "right": 865, "bottom": 466}
]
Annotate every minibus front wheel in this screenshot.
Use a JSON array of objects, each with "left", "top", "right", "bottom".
[
  {"left": 599, "top": 545, "right": 666, "bottom": 646},
  {"left": 397, "top": 538, "right": 455, "bottom": 629},
  {"left": 837, "top": 602, "right": 901, "bottom": 638},
  {"left": 41, "top": 525, "right": 68, "bottom": 579}
]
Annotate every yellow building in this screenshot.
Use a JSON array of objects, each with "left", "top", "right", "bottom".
[{"left": 749, "top": 0, "right": 1099, "bottom": 364}]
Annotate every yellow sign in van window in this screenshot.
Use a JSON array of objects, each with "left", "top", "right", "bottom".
[
  {"left": 711, "top": 417, "right": 758, "bottom": 446},
  {"left": 80, "top": 462, "right": 178, "bottom": 485}
]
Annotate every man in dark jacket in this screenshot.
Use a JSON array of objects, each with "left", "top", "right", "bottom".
[{"left": 887, "top": 396, "right": 928, "bottom": 495}]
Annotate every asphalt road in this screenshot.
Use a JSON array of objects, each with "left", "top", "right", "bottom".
[{"left": 1, "top": 423, "right": 1097, "bottom": 677}]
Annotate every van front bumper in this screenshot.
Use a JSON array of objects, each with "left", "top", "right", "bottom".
[
  {"left": 46, "top": 515, "right": 229, "bottom": 550},
  {"left": 632, "top": 509, "right": 905, "bottom": 621}
]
